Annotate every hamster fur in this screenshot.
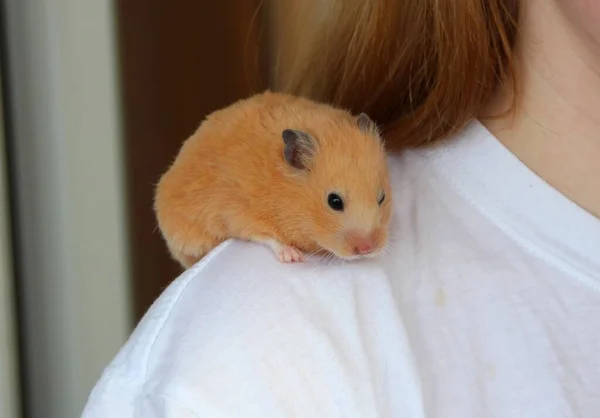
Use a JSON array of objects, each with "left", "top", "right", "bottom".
[{"left": 154, "top": 90, "right": 392, "bottom": 268}]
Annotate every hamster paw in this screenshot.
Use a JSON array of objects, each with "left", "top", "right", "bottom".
[
  {"left": 255, "top": 238, "right": 305, "bottom": 263},
  {"left": 277, "top": 245, "right": 305, "bottom": 263}
]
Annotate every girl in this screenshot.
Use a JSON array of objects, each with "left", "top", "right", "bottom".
[{"left": 83, "top": 0, "right": 600, "bottom": 416}]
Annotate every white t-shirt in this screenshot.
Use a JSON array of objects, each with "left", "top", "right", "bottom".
[{"left": 82, "top": 120, "right": 600, "bottom": 418}]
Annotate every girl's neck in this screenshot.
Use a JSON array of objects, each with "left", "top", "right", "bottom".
[{"left": 483, "top": 0, "right": 600, "bottom": 219}]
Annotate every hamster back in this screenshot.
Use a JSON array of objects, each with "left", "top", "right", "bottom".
[{"left": 154, "top": 90, "right": 392, "bottom": 268}]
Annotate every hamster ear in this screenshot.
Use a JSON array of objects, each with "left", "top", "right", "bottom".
[
  {"left": 282, "top": 129, "right": 316, "bottom": 170},
  {"left": 357, "top": 113, "right": 380, "bottom": 137}
]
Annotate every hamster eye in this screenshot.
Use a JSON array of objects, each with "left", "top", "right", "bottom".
[
  {"left": 378, "top": 191, "right": 386, "bottom": 205},
  {"left": 327, "top": 193, "right": 344, "bottom": 211}
]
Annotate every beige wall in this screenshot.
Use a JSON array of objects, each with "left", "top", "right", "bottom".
[{"left": 2, "top": 1, "right": 132, "bottom": 417}]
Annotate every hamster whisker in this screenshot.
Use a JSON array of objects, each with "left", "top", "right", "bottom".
[
  {"left": 380, "top": 244, "right": 393, "bottom": 256},
  {"left": 325, "top": 253, "right": 342, "bottom": 267},
  {"left": 304, "top": 249, "right": 322, "bottom": 261}
]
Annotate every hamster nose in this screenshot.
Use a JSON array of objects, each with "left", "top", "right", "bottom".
[
  {"left": 354, "top": 243, "right": 373, "bottom": 255},
  {"left": 349, "top": 234, "right": 376, "bottom": 255}
]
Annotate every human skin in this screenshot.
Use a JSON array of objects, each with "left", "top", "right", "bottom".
[{"left": 482, "top": 0, "right": 600, "bottom": 219}]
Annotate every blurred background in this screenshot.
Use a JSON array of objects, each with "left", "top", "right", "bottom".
[{"left": 0, "top": 0, "right": 298, "bottom": 417}]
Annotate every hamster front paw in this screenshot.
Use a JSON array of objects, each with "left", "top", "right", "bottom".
[
  {"left": 256, "top": 238, "right": 305, "bottom": 263},
  {"left": 276, "top": 245, "right": 305, "bottom": 263}
]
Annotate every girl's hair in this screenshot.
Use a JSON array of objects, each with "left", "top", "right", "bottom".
[{"left": 272, "top": 0, "right": 519, "bottom": 149}]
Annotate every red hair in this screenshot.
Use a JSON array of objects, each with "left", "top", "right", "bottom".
[{"left": 272, "top": 0, "right": 519, "bottom": 148}]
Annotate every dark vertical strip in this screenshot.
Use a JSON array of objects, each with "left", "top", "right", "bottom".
[
  {"left": 114, "top": 1, "right": 269, "bottom": 320},
  {"left": 0, "top": 0, "right": 27, "bottom": 415}
]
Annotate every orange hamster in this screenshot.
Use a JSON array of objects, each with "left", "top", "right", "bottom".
[{"left": 154, "top": 90, "right": 392, "bottom": 268}]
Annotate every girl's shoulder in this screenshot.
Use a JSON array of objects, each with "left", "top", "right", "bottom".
[{"left": 82, "top": 240, "right": 420, "bottom": 417}]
